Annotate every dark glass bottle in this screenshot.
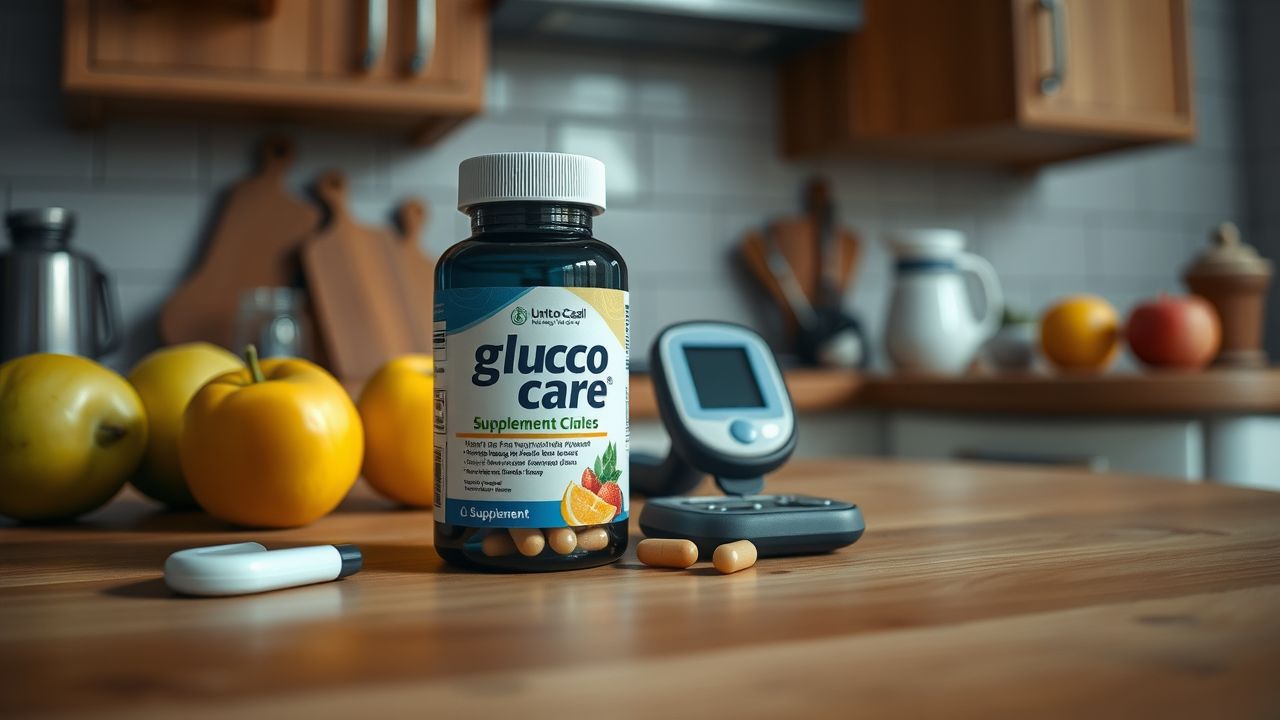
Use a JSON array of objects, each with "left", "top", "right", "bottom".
[{"left": 434, "top": 165, "right": 629, "bottom": 571}]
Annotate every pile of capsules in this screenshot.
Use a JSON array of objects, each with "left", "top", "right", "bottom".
[
  {"left": 636, "top": 538, "right": 757, "bottom": 574},
  {"left": 480, "top": 526, "right": 611, "bottom": 557}
]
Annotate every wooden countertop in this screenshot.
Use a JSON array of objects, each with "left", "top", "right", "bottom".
[
  {"left": 631, "top": 369, "right": 1280, "bottom": 418},
  {"left": 4, "top": 460, "right": 1280, "bottom": 718}
]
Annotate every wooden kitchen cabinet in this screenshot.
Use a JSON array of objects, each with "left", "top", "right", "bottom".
[
  {"left": 62, "top": 0, "right": 489, "bottom": 144},
  {"left": 782, "top": 0, "right": 1195, "bottom": 167}
]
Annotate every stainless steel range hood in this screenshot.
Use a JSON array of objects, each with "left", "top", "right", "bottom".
[{"left": 493, "top": 0, "right": 863, "bottom": 56}]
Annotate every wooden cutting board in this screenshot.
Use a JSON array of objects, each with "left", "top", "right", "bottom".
[
  {"left": 302, "top": 172, "right": 429, "bottom": 384},
  {"left": 390, "top": 199, "right": 435, "bottom": 351},
  {"left": 160, "top": 136, "right": 320, "bottom": 348}
]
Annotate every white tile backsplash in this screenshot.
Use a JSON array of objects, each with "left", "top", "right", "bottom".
[
  {"left": 490, "top": 47, "right": 633, "bottom": 118},
  {"left": 550, "top": 121, "right": 648, "bottom": 203},
  {"left": 0, "top": 97, "right": 97, "bottom": 181},
  {"left": 103, "top": 122, "right": 203, "bottom": 186},
  {"left": 1136, "top": 146, "right": 1243, "bottom": 216},
  {"left": 386, "top": 117, "right": 548, "bottom": 193},
  {"left": 8, "top": 188, "right": 207, "bottom": 279},
  {"left": 0, "top": 1, "right": 1264, "bottom": 368},
  {"left": 209, "top": 126, "right": 386, "bottom": 194},
  {"left": 651, "top": 127, "right": 800, "bottom": 200},
  {"left": 634, "top": 56, "right": 776, "bottom": 130}
]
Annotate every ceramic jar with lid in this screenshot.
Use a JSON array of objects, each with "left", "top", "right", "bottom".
[{"left": 1183, "top": 222, "right": 1273, "bottom": 368}]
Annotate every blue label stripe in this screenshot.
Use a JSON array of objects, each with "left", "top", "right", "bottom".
[
  {"left": 446, "top": 499, "right": 627, "bottom": 528},
  {"left": 438, "top": 287, "right": 535, "bottom": 333}
]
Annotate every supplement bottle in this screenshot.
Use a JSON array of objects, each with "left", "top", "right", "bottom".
[{"left": 433, "top": 152, "right": 629, "bottom": 571}]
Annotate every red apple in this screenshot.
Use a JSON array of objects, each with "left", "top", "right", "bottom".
[{"left": 1126, "top": 294, "right": 1222, "bottom": 370}]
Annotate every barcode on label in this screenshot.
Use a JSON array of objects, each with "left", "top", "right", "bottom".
[
  {"left": 433, "top": 450, "right": 444, "bottom": 508},
  {"left": 433, "top": 387, "right": 446, "bottom": 509}
]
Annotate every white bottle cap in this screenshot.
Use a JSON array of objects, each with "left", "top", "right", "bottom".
[{"left": 457, "top": 152, "right": 606, "bottom": 215}]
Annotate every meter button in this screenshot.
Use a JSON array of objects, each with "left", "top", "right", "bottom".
[
  {"left": 729, "top": 420, "right": 758, "bottom": 444},
  {"left": 760, "top": 423, "right": 781, "bottom": 440}
]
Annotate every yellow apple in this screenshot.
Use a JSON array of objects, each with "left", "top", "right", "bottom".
[
  {"left": 127, "top": 342, "right": 243, "bottom": 507},
  {"left": 0, "top": 354, "right": 147, "bottom": 522},
  {"left": 357, "top": 354, "right": 434, "bottom": 507}
]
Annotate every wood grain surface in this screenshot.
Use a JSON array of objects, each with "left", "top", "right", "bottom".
[
  {"left": 3, "top": 460, "right": 1280, "bottom": 718},
  {"left": 63, "top": 0, "right": 490, "bottom": 144},
  {"left": 388, "top": 199, "right": 435, "bottom": 352},
  {"left": 301, "top": 172, "right": 430, "bottom": 385},
  {"left": 630, "top": 369, "right": 1280, "bottom": 419},
  {"left": 159, "top": 136, "right": 320, "bottom": 348}
]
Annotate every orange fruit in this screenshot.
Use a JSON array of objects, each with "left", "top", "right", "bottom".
[
  {"left": 357, "top": 354, "right": 434, "bottom": 507},
  {"left": 1040, "top": 294, "right": 1121, "bottom": 371},
  {"left": 561, "top": 482, "right": 616, "bottom": 526}
]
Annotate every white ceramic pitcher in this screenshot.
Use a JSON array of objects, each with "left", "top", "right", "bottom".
[{"left": 885, "top": 229, "right": 1003, "bottom": 374}]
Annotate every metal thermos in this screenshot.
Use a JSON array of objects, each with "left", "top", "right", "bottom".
[{"left": 0, "top": 208, "right": 120, "bottom": 362}]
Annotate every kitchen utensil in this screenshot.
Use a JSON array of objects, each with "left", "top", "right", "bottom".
[
  {"left": 761, "top": 226, "right": 865, "bottom": 367},
  {"left": 0, "top": 208, "right": 120, "bottom": 362},
  {"left": 885, "top": 229, "right": 1003, "bottom": 374},
  {"left": 741, "top": 221, "right": 859, "bottom": 324},
  {"left": 739, "top": 182, "right": 863, "bottom": 366},
  {"left": 806, "top": 178, "right": 845, "bottom": 309},
  {"left": 233, "top": 287, "right": 313, "bottom": 359},
  {"left": 160, "top": 136, "right": 320, "bottom": 349},
  {"left": 800, "top": 177, "right": 866, "bottom": 368},
  {"left": 301, "top": 171, "right": 426, "bottom": 384},
  {"left": 1183, "top": 222, "right": 1273, "bottom": 368}
]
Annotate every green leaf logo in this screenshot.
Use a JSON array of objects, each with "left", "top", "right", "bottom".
[{"left": 590, "top": 442, "right": 622, "bottom": 485}]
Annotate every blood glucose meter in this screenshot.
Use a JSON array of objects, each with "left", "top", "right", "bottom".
[{"left": 634, "top": 322, "right": 864, "bottom": 557}]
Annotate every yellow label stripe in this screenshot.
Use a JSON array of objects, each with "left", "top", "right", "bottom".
[{"left": 455, "top": 432, "right": 608, "bottom": 439}]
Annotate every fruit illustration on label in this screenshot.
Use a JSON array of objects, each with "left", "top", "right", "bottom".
[
  {"left": 561, "top": 483, "right": 617, "bottom": 526},
  {"left": 597, "top": 482, "right": 622, "bottom": 515},
  {"left": 592, "top": 443, "right": 623, "bottom": 514},
  {"left": 576, "top": 443, "right": 622, "bottom": 511}
]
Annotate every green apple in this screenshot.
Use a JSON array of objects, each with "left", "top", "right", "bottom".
[
  {"left": 0, "top": 354, "right": 147, "bottom": 522},
  {"left": 128, "top": 343, "right": 242, "bottom": 508}
]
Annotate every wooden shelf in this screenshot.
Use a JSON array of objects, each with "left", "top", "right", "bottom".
[
  {"left": 630, "top": 369, "right": 1280, "bottom": 418},
  {"left": 630, "top": 368, "right": 867, "bottom": 419}
]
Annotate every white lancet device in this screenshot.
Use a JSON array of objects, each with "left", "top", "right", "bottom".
[
  {"left": 164, "top": 542, "right": 362, "bottom": 596},
  {"left": 634, "top": 322, "right": 864, "bottom": 557}
]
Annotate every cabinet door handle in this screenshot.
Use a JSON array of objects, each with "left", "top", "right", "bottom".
[
  {"left": 409, "top": 0, "right": 437, "bottom": 75},
  {"left": 362, "top": 0, "right": 388, "bottom": 71},
  {"left": 1037, "top": 0, "right": 1068, "bottom": 94}
]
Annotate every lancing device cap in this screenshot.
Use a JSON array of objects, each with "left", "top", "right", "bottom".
[
  {"left": 335, "top": 543, "right": 362, "bottom": 578},
  {"left": 457, "top": 152, "right": 606, "bottom": 215}
]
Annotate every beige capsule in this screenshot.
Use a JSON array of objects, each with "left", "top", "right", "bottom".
[
  {"left": 545, "top": 527, "right": 578, "bottom": 555},
  {"left": 637, "top": 538, "right": 699, "bottom": 569},
  {"left": 712, "top": 540, "right": 757, "bottom": 574},
  {"left": 575, "top": 526, "right": 610, "bottom": 552},
  {"left": 509, "top": 528, "right": 546, "bottom": 557},
  {"left": 481, "top": 530, "right": 516, "bottom": 557}
]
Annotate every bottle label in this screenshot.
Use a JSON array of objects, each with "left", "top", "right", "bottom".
[{"left": 434, "top": 287, "right": 629, "bottom": 528}]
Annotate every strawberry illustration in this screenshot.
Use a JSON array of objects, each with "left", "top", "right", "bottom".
[
  {"left": 597, "top": 482, "right": 622, "bottom": 516},
  {"left": 581, "top": 467, "right": 601, "bottom": 493}
]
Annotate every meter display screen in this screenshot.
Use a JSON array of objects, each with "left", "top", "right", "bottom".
[{"left": 685, "top": 347, "right": 765, "bottom": 409}]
